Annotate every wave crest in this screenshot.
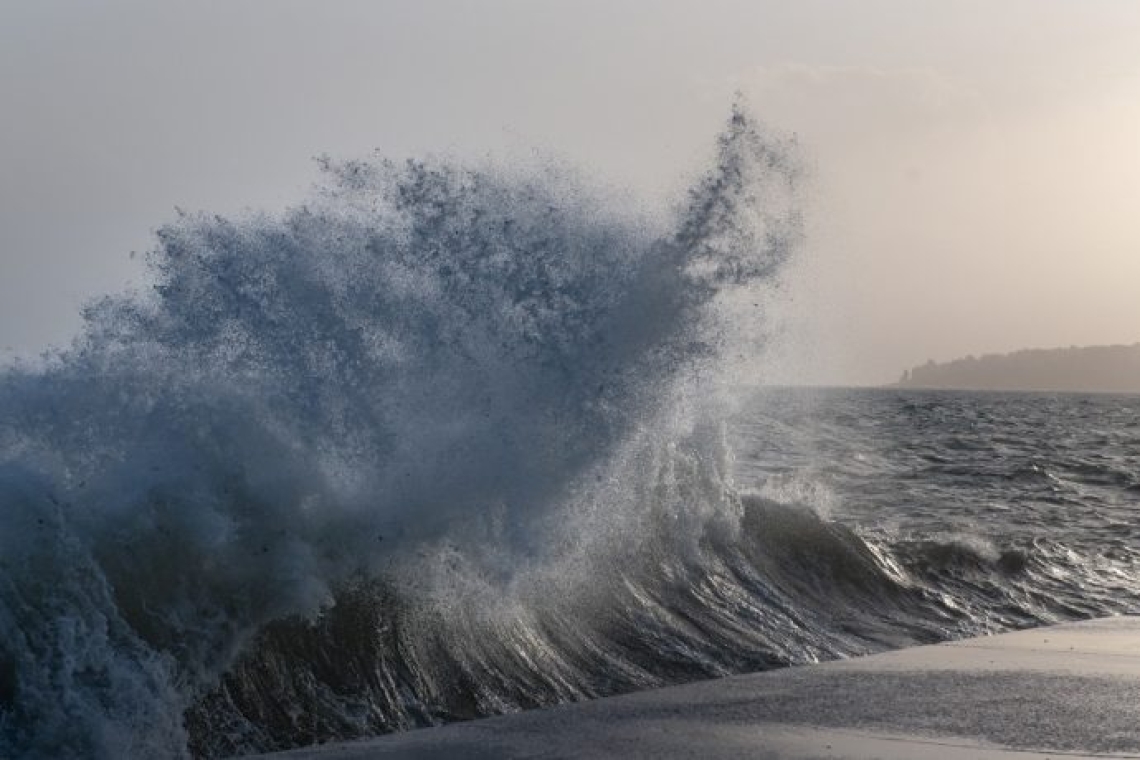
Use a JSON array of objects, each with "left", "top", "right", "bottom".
[{"left": 1, "top": 106, "right": 804, "bottom": 758}]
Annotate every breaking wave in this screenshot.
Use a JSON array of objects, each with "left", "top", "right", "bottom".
[
  {"left": 6, "top": 102, "right": 1126, "bottom": 759},
  {"left": 1, "top": 105, "right": 814, "bottom": 758}
]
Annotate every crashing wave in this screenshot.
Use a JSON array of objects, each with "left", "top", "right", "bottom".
[{"left": 1, "top": 104, "right": 813, "bottom": 758}]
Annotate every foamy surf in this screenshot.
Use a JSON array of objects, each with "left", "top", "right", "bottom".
[{"left": 1, "top": 105, "right": 806, "bottom": 758}]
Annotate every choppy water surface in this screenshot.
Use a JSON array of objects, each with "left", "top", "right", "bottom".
[{"left": 736, "top": 387, "right": 1140, "bottom": 631}]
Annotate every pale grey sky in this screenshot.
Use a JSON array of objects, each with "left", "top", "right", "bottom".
[{"left": 3, "top": 1, "right": 1139, "bottom": 384}]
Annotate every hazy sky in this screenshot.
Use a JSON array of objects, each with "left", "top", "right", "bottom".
[{"left": 3, "top": 1, "right": 1139, "bottom": 384}]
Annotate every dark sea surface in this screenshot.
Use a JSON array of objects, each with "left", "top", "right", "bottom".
[
  {"left": 735, "top": 387, "right": 1140, "bottom": 633},
  {"left": 2, "top": 106, "right": 1137, "bottom": 758}
]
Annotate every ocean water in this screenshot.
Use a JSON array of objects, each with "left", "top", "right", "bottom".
[
  {"left": 736, "top": 387, "right": 1140, "bottom": 631},
  {"left": 187, "top": 387, "right": 1140, "bottom": 757},
  {"left": 2, "top": 106, "right": 1138, "bottom": 759}
]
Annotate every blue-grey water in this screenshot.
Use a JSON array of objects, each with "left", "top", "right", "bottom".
[
  {"left": 2, "top": 106, "right": 1137, "bottom": 758},
  {"left": 736, "top": 387, "right": 1140, "bottom": 631}
]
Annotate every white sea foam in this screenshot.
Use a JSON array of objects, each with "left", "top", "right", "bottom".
[{"left": 0, "top": 104, "right": 804, "bottom": 758}]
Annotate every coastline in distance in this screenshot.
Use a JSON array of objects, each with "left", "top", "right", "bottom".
[{"left": 897, "top": 343, "right": 1140, "bottom": 394}]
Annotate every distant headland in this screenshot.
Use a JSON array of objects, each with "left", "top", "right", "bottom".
[{"left": 897, "top": 343, "right": 1140, "bottom": 394}]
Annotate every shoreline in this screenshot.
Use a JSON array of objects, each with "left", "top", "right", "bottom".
[{"left": 241, "top": 616, "right": 1140, "bottom": 759}]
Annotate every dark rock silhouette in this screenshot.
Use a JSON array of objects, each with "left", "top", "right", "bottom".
[{"left": 897, "top": 343, "right": 1140, "bottom": 393}]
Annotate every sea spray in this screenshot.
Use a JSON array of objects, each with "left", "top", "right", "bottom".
[{"left": 1, "top": 105, "right": 811, "bottom": 758}]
